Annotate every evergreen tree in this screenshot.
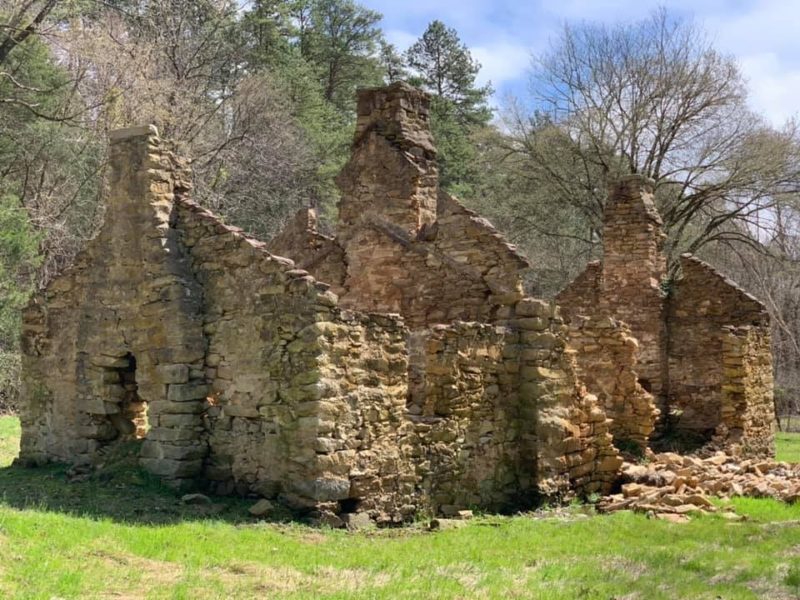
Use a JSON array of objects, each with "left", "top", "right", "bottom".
[
  {"left": 406, "top": 20, "right": 492, "bottom": 126},
  {"left": 379, "top": 41, "right": 407, "bottom": 83},
  {"left": 241, "top": 0, "right": 295, "bottom": 70},
  {"left": 298, "top": 0, "right": 384, "bottom": 113},
  {"left": 405, "top": 20, "right": 493, "bottom": 195}
]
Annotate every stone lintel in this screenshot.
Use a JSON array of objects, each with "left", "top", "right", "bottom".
[{"left": 109, "top": 124, "right": 159, "bottom": 142}]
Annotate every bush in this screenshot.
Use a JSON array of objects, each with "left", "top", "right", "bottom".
[
  {"left": 0, "top": 350, "right": 20, "bottom": 414},
  {"left": 0, "top": 194, "right": 41, "bottom": 413}
]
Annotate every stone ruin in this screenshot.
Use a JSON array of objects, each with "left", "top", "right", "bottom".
[
  {"left": 556, "top": 176, "right": 775, "bottom": 457},
  {"left": 16, "top": 82, "right": 776, "bottom": 524}
]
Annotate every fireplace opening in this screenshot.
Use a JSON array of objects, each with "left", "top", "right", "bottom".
[{"left": 109, "top": 353, "right": 149, "bottom": 440}]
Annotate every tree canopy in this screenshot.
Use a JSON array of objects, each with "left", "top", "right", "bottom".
[{"left": 3, "top": 3, "right": 800, "bottom": 406}]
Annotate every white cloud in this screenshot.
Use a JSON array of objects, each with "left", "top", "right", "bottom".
[
  {"left": 739, "top": 53, "right": 800, "bottom": 126},
  {"left": 384, "top": 29, "right": 418, "bottom": 51},
  {"left": 471, "top": 42, "right": 531, "bottom": 88},
  {"left": 701, "top": 1, "right": 800, "bottom": 126},
  {"left": 368, "top": 0, "right": 800, "bottom": 125}
]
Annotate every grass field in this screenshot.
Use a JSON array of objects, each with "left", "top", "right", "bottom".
[
  {"left": 2, "top": 415, "right": 800, "bottom": 599},
  {"left": 778, "top": 430, "right": 800, "bottom": 463}
]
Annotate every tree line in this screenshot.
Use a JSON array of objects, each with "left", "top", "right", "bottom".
[{"left": 2, "top": 2, "right": 800, "bottom": 420}]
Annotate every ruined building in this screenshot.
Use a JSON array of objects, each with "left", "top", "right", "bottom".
[
  {"left": 17, "top": 82, "right": 775, "bottom": 523},
  {"left": 557, "top": 176, "right": 775, "bottom": 456}
]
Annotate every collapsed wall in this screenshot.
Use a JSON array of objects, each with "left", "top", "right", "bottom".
[
  {"left": 566, "top": 315, "right": 658, "bottom": 452},
  {"left": 265, "top": 81, "right": 622, "bottom": 507},
  {"left": 667, "top": 255, "right": 772, "bottom": 444},
  {"left": 598, "top": 177, "right": 668, "bottom": 399},
  {"left": 717, "top": 326, "right": 775, "bottom": 457},
  {"left": 557, "top": 176, "right": 776, "bottom": 455}
]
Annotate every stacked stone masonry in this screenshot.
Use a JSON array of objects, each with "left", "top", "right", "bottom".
[
  {"left": 557, "top": 176, "right": 776, "bottom": 455},
  {"left": 565, "top": 316, "right": 659, "bottom": 452},
  {"left": 717, "top": 326, "right": 775, "bottom": 457},
  {"left": 18, "top": 82, "right": 773, "bottom": 523}
]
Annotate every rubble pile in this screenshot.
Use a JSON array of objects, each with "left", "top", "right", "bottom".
[{"left": 598, "top": 451, "right": 800, "bottom": 521}]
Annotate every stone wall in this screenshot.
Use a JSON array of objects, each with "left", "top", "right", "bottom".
[
  {"left": 503, "top": 299, "right": 622, "bottom": 497},
  {"left": 666, "top": 255, "right": 770, "bottom": 440},
  {"left": 555, "top": 261, "right": 601, "bottom": 321},
  {"left": 717, "top": 326, "right": 776, "bottom": 457},
  {"left": 556, "top": 175, "right": 775, "bottom": 455},
  {"left": 404, "top": 300, "right": 622, "bottom": 512},
  {"left": 407, "top": 322, "right": 524, "bottom": 513},
  {"left": 19, "top": 86, "right": 628, "bottom": 522},
  {"left": 565, "top": 315, "right": 658, "bottom": 452},
  {"left": 174, "top": 196, "right": 336, "bottom": 501},
  {"left": 310, "top": 312, "right": 413, "bottom": 523},
  {"left": 19, "top": 126, "right": 207, "bottom": 487},
  {"left": 265, "top": 209, "right": 346, "bottom": 296}
]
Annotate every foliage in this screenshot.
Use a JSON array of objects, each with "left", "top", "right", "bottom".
[
  {"left": 379, "top": 41, "right": 407, "bottom": 83},
  {"left": 406, "top": 20, "right": 491, "bottom": 126},
  {"left": 516, "top": 8, "right": 800, "bottom": 271},
  {"left": 467, "top": 121, "right": 601, "bottom": 296},
  {"left": 299, "top": 0, "right": 384, "bottom": 112},
  {"left": 0, "top": 195, "right": 41, "bottom": 411},
  {"left": 405, "top": 20, "right": 493, "bottom": 195}
]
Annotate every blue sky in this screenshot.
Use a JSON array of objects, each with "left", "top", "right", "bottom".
[{"left": 362, "top": 0, "right": 800, "bottom": 126}]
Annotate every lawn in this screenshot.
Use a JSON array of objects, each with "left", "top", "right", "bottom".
[
  {"left": 777, "top": 430, "right": 800, "bottom": 463},
  {"left": 1, "top": 415, "right": 800, "bottom": 599}
]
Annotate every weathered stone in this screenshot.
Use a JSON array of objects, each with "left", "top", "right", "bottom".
[
  {"left": 167, "top": 383, "right": 209, "bottom": 402},
  {"left": 181, "top": 493, "right": 212, "bottom": 505},
  {"left": 556, "top": 175, "right": 775, "bottom": 456},
  {"left": 18, "top": 83, "right": 625, "bottom": 523},
  {"left": 248, "top": 499, "right": 274, "bottom": 517},
  {"left": 341, "top": 512, "right": 374, "bottom": 530},
  {"left": 157, "top": 364, "right": 189, "bottom": 384}
]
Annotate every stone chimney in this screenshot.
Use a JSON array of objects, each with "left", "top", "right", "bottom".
[
  {"left": 336, "top": 82, "right": 439, "bottom": 240},
  {"left": 600, "top": 174, "right": 668, "bottom": 398}
]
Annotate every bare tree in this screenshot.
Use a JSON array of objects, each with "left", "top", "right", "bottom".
[
  {"left": 60, "top": 1, "right": 318, "bottom": 238},
  {"left": 510, "top": 8, "right": 800, "bottom": 268}
]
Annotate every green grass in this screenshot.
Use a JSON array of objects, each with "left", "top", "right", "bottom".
[
  {"left": 2, "top": 414, "right": 800, "bottom": 599},
  {"left": 0, "top": 415, "right": 19, "bottom": 468},
  {"left": 777, "top": 431, "right": 800, "bottom": 463}
]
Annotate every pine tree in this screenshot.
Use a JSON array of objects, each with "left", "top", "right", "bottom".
[
  {"left": 299, "top": 0, "right": 384, "bottom": 112},
  {"left": 379, "top": 41, "right": 407, "bottom": 83},
  {"left": 405, "top": 20, "right": 492, "bottom": 126},
  {"left": 406, "top": 20, "right": 493, "bottom": 195}
]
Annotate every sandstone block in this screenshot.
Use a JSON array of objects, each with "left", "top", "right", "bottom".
[
  {"left": 167, "top": 383, "right": 209, "bottom": 402},
  {"left": 248, "top": 499, "right": 274, "bottom": 517},
  {"left": 156, "top": 364, "right": 190, "bottom": 384}
]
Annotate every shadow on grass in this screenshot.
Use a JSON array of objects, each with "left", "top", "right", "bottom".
[{"left": 0, "top": 441, "right": 286, "bottom": 526}]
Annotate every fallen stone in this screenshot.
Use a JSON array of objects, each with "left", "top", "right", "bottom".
[
  {"left": 181, "top": 493, "right": 212, "bottom": 505},
  {"left": 655, "top": 513, "right": 690, "bottom": 524},
  {"left": 248, "top": 499, "right": 274, "bottom": 517},
  {"left": 429, "top": 518, "right": 468, "bottom": 531},
  {"left": 342, "top": 512, "right": 374, "bottom": 530}
]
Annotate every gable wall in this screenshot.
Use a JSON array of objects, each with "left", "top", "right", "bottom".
[
  {"left": 666, "top": 255, "right": 771, "bottom": 439},
  {"left": 19, "top": 127, "right": 208, "bottom": 484}
]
